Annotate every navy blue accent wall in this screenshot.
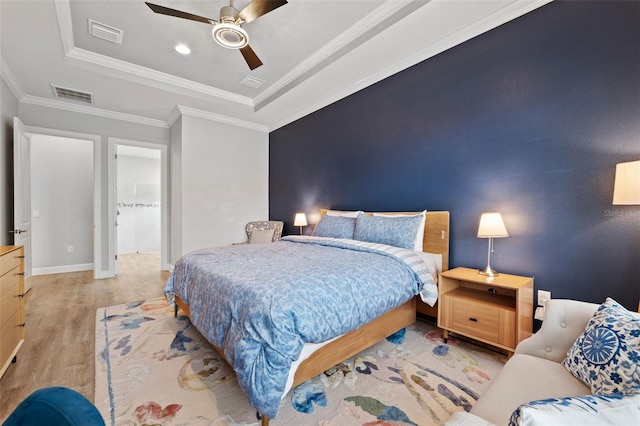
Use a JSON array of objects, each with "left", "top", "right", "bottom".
[{"left": 269, "top": 1, "right": 640, "bottom": 310}]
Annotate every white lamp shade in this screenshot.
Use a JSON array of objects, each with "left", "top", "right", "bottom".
[
  {"left": 477, "top": 212, "right": 509, "bottom": 238},
  {"left": 294, "top": 213, "right": 308, "bottom": 227},
  {"left": 613, "top": 160, "right": 640, "bottom": 205}
]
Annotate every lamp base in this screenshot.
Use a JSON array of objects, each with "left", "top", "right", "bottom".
[{"left": 479, "top": 265, "right": 500, "bottom": 277}]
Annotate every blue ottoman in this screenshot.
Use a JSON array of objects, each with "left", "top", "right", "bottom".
[{"left": 3, "top": 387, "right": 105, "bottom": 426}]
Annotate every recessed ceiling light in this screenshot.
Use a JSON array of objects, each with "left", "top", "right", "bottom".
[{"left": 175, "top": 44, "right": 191, "bottom": 55}]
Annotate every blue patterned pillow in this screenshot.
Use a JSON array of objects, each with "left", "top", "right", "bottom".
[
  {"left": 353, "top": 213, "right": 422, "bottom": 250},
  {"left": 509, "top": 393, "right": 640, "bottom": 426},
  {"left": 312, "top": 215, "right": 356, "bottom": 239},
  {"left": 562, "top": 298, "right": 640, "bottom": 395}
]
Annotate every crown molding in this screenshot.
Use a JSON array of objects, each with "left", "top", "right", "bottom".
[
  {"left": 55, "top": 0, "right": 253, "bottom": 107},
  {"left": 64, "top": 47, "right": 254, "bottom": 107},
  {"left": 21, "top": 95, "right": 168, "bottom": 128},
  {"left": 1, "top": 56, "right": 25, "bottom": 100},
  {"left": 254, "top": 0, "right": 424, "bottom": 111},
  {"left": 54, "top": 0, "right": 74, "bottom": 54},
  {"left": 267, "top": 0, "right": 553, "bottom": 131},
  {"left": 174, "top": 105, "right": 268, "bottom": 133}
]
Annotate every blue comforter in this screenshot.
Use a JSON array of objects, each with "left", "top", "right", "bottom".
[{"left": 164, "top": 236, "right": 438, "bottom": 419}]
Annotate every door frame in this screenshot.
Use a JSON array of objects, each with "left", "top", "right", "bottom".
[
  {"left": 26, "top": 126, "right": 103, "bottom": 278},
  {"left": 107, "top": 138, "right": 169, "bottom": 273}
]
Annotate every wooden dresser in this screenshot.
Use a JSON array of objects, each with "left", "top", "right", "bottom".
[{"left": 0, "top": 245, "right": 25, "bottom": 378}]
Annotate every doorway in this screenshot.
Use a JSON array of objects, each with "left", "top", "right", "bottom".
[
  {"left": 116, "top": 145, "right": 161, "bottom": 267},
  {"left": 30, "top": 134, "right": 94, "bottom": 277},
  {"left": 108, "top": 138, "right": 168, "bottom": 275}
]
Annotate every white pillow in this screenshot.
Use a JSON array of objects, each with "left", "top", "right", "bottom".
[
  {"left": 249, "top": 228, "right": 275, "bottom": 244},
  {"left": 373, "top": 210, "right": 426, "bottom": 251},
  {"left": 326, "top": 209, "right": 363, "bottom": 218}
]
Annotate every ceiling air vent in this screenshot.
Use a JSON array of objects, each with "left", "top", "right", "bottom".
[
  {"left": 51, "top": 85, "right": 94, "bottom": 104},
  {"left": 240, "top": 75, "right": 265, "bottom": 89},
  {"left": 88, "top": 19, "right": 123, "bottom": 44}
]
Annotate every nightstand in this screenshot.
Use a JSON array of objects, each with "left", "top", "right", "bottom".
[{"left": 437, "top": 267, "right": 534, "bottom": 353}]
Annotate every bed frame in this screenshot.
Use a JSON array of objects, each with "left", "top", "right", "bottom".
[{"left": 174, "top": 210, "right": 450, "bottom": 425}]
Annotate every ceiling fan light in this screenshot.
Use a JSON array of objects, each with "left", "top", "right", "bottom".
[{"left": 212, "top": 22, "right": 249, "bottom": 49}]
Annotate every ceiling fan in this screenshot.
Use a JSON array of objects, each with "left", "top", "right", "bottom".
[{"left": 145, "top": 0, "right": 287, "bottom": 70}]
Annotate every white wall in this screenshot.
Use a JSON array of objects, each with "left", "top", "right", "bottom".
[
  {"left": 171, "top": 113, "right": 268, "bottom": 260},
  {"left": 1, "top": 76, "right": 19, "bottom": 246},
  {"left": 169, "top": 117, "right": 182, "bottom": 263},
  {"left": 18, "top": 102, "right": 169, "bottom": 276},
  {"left": 117, "top": 154, "right": 161, "bottom": 254},
  {"left": 31, "top": 134, "right": 93, "bottom": 273}
]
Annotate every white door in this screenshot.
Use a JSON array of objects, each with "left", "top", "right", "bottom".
[{"left": 13, "top": 117, "right": 33, "bottom": 292}]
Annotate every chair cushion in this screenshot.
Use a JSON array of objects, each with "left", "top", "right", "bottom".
[
  {"left": 249, "top": 228, "right": 275, "bottom": 244},
  {"left": 3, "top": 386, "right": 105, "bottom": 426}
]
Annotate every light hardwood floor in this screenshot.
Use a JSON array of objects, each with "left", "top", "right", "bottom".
[{"left": 0, "top": 253, "right": 169, "bottom": 421}]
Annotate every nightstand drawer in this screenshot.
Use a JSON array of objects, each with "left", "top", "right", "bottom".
[{"left": 451, "top": 299, "right": 500, "bottom": 342}]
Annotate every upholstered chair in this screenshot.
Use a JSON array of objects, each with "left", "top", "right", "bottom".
[{"left": 243, "top": 221, "right": 284, "bottom": 244}]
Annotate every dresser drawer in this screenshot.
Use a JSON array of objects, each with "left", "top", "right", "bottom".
[
  {"left": 0, "top": 250, "right": 21, "bottom": 277},
  {"left": 0, "top": 310, "right": 22, "bottom": 367},
  {"left": 451, "top": 298, "right": 501, "bottom": 343},
  {"left": 0, "top": 266, "right": 20, "bottom": 298},
  {"left": 0, "top": 271, "right": 20, "bottom": 327}
]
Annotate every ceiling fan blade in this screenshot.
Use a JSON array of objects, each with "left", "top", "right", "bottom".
[
  {"left": 239, "top": 45, "right": 263, "bottom": 70},
  {"left": 235, "top": 0, "right": 287, "bottom": 24},
  {"left": 145, "top": 2, "right": 216, "bottom": 25}
]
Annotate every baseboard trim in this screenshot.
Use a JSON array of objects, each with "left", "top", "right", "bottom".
[{"left": 32, "top": 263, "right": 94, "bottom": 276}]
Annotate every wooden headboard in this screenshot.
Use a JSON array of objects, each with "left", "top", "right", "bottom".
[{"left": 318, "top": 210, "right": 450, "bottom": 271}]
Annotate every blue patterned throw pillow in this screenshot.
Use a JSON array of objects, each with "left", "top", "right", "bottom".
[
  {"left": 353, "top": 213, "right": 423, "bottom": 250},
  {"left": 562, "top": 298, "right": 640, "bottom": 395},
  {"left": 509, "top": 393, "right": 640, "bottom": 426},
  {"left": 312, "top": 215, "right": 356, "bottom": 239}
]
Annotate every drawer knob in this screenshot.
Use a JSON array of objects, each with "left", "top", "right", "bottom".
[
  {"left": 17, "top": 255, "right": 25, "bottom": 259},
  {"left": 19, "top": 323, "right": 25, "bottom": 327},
  {"left": 469, "top": 317, "right": 478, "bottom": 322},
  {"left": 17, "top": 272, "right": 25, "bottom": 276}
]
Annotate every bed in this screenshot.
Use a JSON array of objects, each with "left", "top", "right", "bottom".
[{"left": 166, "top": 210, "right": 450, "bottom": 425}]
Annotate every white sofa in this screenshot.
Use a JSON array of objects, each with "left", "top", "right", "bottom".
[{"left": 447, "top": 298, "right": 640, "bottom": 425}]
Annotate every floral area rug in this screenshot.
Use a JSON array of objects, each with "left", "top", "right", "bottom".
[{"left": 95, "top": 298, "right": 506, "bottom": 425}]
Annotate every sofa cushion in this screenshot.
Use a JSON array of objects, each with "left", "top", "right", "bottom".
[
  {"left": 563, "top": 297, "right": 640, "bottom": 395},
  {"left": 508, "top": 392, "right": 640, "bottom": 426},
  {"left": 470, "top": 354, "right": 589, "bottom": 426}
]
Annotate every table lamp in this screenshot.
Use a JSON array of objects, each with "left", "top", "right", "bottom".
[
  {"left": 477, "top": 212, "right": 509, "bottom": 277},
  {"left": 613, "top": 160, "right": 640, "bottom": 205},
  {"left": 294, "top": 213, "right": 307, "bottom": 235}
]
